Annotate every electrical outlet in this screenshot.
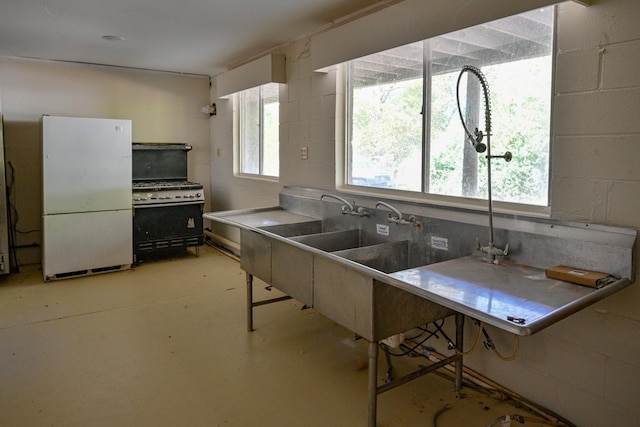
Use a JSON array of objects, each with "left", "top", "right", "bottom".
[{"left": 300, "top": 147, "right": 308, "bottom": 160}]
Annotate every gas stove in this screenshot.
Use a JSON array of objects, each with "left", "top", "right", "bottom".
[{"left": 131, "top": 143, "right": 204, "bottom": 261}]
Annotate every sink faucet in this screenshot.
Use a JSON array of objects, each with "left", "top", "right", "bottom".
[
  {"left": 375, "top": 201, "right": 422, "bottom": 230},
  {"left": 456, "top": 65, "right": 510, "bottom": 263},
  {"left": 321, "top": 194, "right": 369, "bottom": 216}
]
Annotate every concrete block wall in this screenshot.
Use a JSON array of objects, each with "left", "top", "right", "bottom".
[
  {"left": 535, "top": 2, "right": 640, "bottom": 423},
  {"left": 209, "top": 0, "right": 640, "bottom": 425},
  {"left": 280, "top": 40, "right": 338, "bottom": 191}
]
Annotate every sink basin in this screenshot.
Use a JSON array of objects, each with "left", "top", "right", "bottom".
[
  {"left": 283, "top": 228, "right": 413, "bottom": 274},
  {"left": 313, "top": 245, "right": 453, "bottom": 342},
  {"left": 269, "top": 229, "right": 363, "bottom": 305},
  {"left": 289, "top": 229, "right": 361, "bottom": 252},
  {"left": 289, "top": 231, "right": 411, "bottom": 271},
  {"left": 332, "top": 240, "right": 409, "bottom": 273},
  {"left": 259, "top": 220, "right": 322, "bottom": 237}
]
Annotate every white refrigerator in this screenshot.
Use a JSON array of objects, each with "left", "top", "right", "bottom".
[{"left": 42, "top": 116, "right": 133, "bottom": 281}]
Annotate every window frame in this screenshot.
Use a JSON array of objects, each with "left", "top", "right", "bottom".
[
  {"left": 234, "top": 83, "right": 280, "bottom": 180},
  {"left": 341, "top": 8, "right": 556, "bottom": 217}
]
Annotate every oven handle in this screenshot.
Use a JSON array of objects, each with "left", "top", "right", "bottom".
[{"left": 133, "top": 201, "right": 204, "bottom": 209}]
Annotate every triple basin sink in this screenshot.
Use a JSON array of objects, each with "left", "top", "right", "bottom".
[
  {"left": 204, "top": 199, "right": 636, "bottom": 337},
  {"left": 233, "top": 210, "right": 452, "bottom": 342}
]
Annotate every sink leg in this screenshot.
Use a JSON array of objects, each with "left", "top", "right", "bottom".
[
  {"left": 368, "top": 341, "right": 379, "bottom": 427},
  {"left": 246, "top": 272, "right": 254, "bottom": 332},
  {"left": 455, "top": 313, "right": 464, "bottom": 392}
]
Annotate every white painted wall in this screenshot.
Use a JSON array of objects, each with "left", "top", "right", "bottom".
[
  {"left": 209, "top": 0, "right": 640, "bottom": 425},
  {"left": 0, "top": 58, "right": 210, "bottom": 265}
]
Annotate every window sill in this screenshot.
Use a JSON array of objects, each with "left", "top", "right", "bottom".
[
  {"left": 338, "top": 184, "right": 551, "bottom": 219},
  {"left": 234, "top": 173, "right": 280, "bottom": 184}
]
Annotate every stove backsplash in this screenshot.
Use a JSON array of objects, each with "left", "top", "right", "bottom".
[{"left": 132, "top": 142, "right": 192, "bottom": 182}]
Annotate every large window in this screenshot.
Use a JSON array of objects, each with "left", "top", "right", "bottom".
[
  {"left": 238, "top": 83, "right": 280, "bottom": 177},
  {"left": 347, "top": 7, "right": 554, "bottom": 206}
]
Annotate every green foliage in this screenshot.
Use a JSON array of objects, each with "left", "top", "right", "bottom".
[
  {"left": 351, "top": 57, "right": 551, "bottom": 206},
  {"left": 351, "top": 80, "right": 422, "bottom": 180}
]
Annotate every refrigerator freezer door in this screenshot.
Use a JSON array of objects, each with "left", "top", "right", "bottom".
[
  {"left": 42, "top": 116, "right": 132, "bottom": 215},
  {"left": 42, "top": 210, "right": 133, "bottom": 280}
]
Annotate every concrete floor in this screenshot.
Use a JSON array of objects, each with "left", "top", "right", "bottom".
[{"left": 0, "top": 246, "right": 548, "bottom": 426}]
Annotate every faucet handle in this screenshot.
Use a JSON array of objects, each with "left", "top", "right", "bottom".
[
  {"left": 502, "top": 243, "right": 509, "bottom": 256},
  {"left": 476, "top": 238, "right": 509, "bottom": 261},
  {"left": 355, "top": 206, "right": 370, "bottom": 216}
]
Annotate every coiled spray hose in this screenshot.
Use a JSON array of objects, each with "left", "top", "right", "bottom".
[{"left": 456, "top": 64, "right": 491, "bottom": 154}]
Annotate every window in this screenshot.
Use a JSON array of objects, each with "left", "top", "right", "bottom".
[
  {"left": 347, "top": 7, "right": 554, "bottom": 206},
  {"left": 237, "top": 83, "right": 280, "bottom": 177}
]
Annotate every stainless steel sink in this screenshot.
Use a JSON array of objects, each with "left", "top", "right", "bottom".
[
  {"left": 270, "top": 229, "right": 361, "bottom": 305},
  {"left": 313, "top": 250, "right": 453, "bottom": 342},
  {"left": 223, "top": 206, "right": 451, "bottom": 340},
  {"left": 288, "top": 230, "right": 411, "bottom": 274},
  {"left": 332, "top": 240, "right": 409, "bottom": 273},
  {"left": 277, "top": 228, "right": 448, "bottom": 341},
  {"left": 289, "top": 229, "right": 361, "bottom": 251},
  {"left": 259, "top": 220, "right": 322, "bottom": 237},
  {"left": 210, "top": 205, "right": 453, "bottom": 340}
]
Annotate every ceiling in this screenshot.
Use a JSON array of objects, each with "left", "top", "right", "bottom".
[{"left": 0, "top": 0, "right": 391, "bottom": 77}]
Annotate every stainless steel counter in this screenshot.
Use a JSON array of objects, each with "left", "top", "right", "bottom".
[
  {"left": 205, "top": 206, "right": 319, "bottom": 228},
  {"left": 204, "top": 205, "right": 635, "bottom": 336},
  {"left": 389, "top": 255, "right": 633, "bottom": 336}
]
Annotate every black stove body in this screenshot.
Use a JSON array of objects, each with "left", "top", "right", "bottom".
[{"left": 132, "top": 143, "right": 204, "bottom": 262}]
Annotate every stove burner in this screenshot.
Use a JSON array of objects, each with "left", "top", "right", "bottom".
[
  {"left": 132, "top": 180, "right": 203, "bottom": 191},
  {"left": 132, "top": 180, "right": 204, "bottom": 206}
]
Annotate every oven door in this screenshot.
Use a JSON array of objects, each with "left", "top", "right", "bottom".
[{"left": 133, "top": 202, "right": 204, "bottom": 261}]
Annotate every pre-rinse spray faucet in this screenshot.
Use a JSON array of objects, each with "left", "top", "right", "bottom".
[{"left": 456, "top": 65, "right": 511, "bottom": 263}]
